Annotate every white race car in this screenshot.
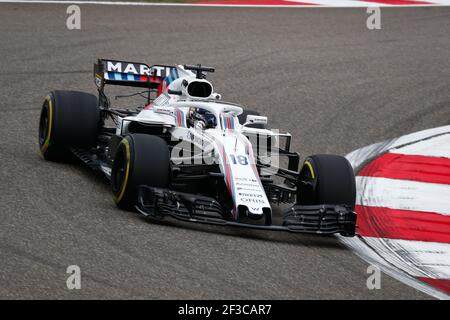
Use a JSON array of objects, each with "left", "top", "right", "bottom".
[{"left": 38, "top": 59, "right": 357, "bottom": 236}]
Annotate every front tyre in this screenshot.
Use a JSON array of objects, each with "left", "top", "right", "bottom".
[
  {"left": 297, "top": 154, "right": 356, "bottom": 209},
  {"left": 111, "top": 134, "right": 170, "bottom": 210},
  {"left": 38, "top": 90, "right": 99, "bottom": 161},
  {"left": 297, "top": 154, "right": 356, "bottom": 236}
]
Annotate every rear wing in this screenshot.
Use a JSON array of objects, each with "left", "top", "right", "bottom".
[{"left": 94, "top": 59, "right": 177, "bottom": 90}]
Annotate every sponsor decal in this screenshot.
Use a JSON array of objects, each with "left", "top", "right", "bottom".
[
  {"left": 238, "top": 193, "right": 263, "bottom": 198},
  {"left": 105, "top": 61, "right": 172, "bottom": 77},
  {"left": 154, "top": 106, "right": 173, "bottom": 115},
  {"left": 240, "top": 198, "right": 266, "bottom": 204}
]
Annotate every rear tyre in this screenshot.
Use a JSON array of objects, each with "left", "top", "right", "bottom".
[
  {"left": 38, "top": 90, "right": 99, "bottom": 161},
  {"left": 297, "top": 154, "right": 356, "bottom": 210},
  {"left": 238, "top": 110, "right": 266, "bottom": 129},
  {"left": 111, "top": 134, "right": 170, "bottom": 210}
]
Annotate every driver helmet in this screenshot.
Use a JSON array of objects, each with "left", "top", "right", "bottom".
[{"left": 189, "top": 108, "right": 217, "bottom": 129}]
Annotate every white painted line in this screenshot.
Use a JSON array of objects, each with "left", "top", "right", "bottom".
[
  {"left": 0, "top": 0, "right": 448, "bottom": 7},
  {"left": 346, "top": 125, "right": 450, "bottom": 171},
  {"left": 356, "top": 176, "right": 450, "bottom": 216},
  {"left": 430, "top": 0, "right": 450, "bottom": 4},
  {"left": 391, "top": 125, "right": 450, "bottom": 150},
  {"left": 390, "top": 133, "right": 450, "bottom": 159}
]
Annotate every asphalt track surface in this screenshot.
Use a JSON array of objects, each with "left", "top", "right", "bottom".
[{"left": 1, "top": 3, "right": 450, "bottom": 299}]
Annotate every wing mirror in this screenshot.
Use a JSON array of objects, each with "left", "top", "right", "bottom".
[{"left": 243, "top": 115, "right": 268, "bottom": 127}]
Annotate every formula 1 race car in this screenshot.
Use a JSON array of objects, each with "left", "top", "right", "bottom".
[{"left": 38, "top": 59, "right": 357, "bottom": 236}]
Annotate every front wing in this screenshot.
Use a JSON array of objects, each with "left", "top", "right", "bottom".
[{"left": 136, "top": 186, "right": 357, "bottom": 236}]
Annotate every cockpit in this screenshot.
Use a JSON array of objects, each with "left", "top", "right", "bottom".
[{"left": 187, "top": 107, "right": 217, "bottom": 129}]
